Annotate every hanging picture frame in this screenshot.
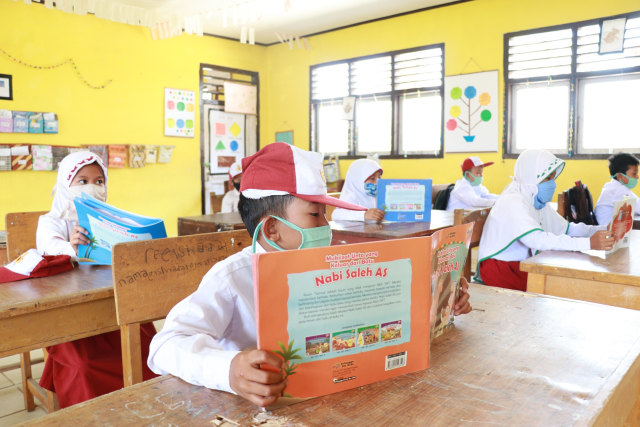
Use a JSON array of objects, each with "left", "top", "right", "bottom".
[
  {"left": 275, "top": 130, "right": 293, "bottom": 145},
  {"left": 599, "top": 18, "right": 626, "bottom": 54},
  {"left": 0, "top": 74, "right": 13, "bottom": 100}
]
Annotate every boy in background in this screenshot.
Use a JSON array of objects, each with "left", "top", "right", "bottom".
[
  {"left": 148, "top": 143, "right": 473, "bottom": 407},
  {"left": 594, "top": 153, "right": 640, "bottom": 226},
  {"left": 220, "top": 161, "right": 242, "bottom": 213},
  {"left": 447, "top": 156, "right": 499, "bottom": 211}
]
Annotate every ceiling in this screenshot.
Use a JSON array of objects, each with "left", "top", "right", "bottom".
[{"left": 38, "top": 0, "right": 463, "bottom": 44}]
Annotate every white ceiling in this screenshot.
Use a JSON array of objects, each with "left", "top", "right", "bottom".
[{"left": 64, "top": 0, "right": 462, "bottom": 44}]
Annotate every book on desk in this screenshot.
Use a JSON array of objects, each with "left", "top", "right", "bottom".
[{"left": 74, "top": 193, "right": 166, "bottom": 265}]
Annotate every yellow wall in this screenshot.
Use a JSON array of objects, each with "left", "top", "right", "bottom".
[
  {"left": 262, "top": 0, "right": 640, "bottom": 197},
  {"left": 0, "top": 0, "right": 266, "bottom": 234}
]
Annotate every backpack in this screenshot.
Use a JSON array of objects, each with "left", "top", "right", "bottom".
[
  {"left": 433, "top": 184, "right": 455, "bottom": 210},
  {"left": 562, "top": 181, "right": 598, "bottom": 225}
]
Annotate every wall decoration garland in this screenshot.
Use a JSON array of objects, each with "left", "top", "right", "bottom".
[{"left": 0, "top": 48, "right": 112, "bottom": 89}]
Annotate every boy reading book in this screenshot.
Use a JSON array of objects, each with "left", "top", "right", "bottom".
[
  {"left": 148, "top": 143, "right": 473, "bottom": 407},
  {"left": 447, "top": 156, "right": 499, "bottom": 211},
  {"left": 594, "top": 153, "right": 640, "bottom": 226}
]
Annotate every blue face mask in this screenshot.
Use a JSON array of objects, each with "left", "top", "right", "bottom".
[
  {"left": 465, "top": 172, "right": 483, "bottom": 187},
  {"left": 364, "top": 182, "right": 377, "bottom": 197},
  {"left": 252, "top": 215, "right": 332, "bottom": 252},
  {"left": 534, "top": 179, "right": 557, "bottom": 210},
  {"left": 614, "top": 173, "right": 638, "bottom": 190}
]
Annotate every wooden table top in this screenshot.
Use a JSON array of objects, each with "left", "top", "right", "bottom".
[
  {"left": 330, "top": 209, "right": 454, "bottom": 239},
  {"left": 28, "top": 284, "right": 640, "bottom": 426},
  {"left": 520, "top": 230, "right": 640, "bottom": 286},
  {"left": 177, "top": 212, "right": 244, "bottom": 226},
  {"left": 0, "top": 264, "right": 113, "bottom": 321}
]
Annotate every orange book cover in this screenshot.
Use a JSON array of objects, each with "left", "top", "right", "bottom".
[
  {"left": 607, "top": 197, "right": 635, "bottom": 254},
  {"left": 429, "top": 223, "right": 474, "bottom": 340},
  {"left": 253, "top": 237, "right": 432, "bottom": 399}
]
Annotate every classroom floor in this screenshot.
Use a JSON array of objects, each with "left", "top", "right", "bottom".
[{"left": 0, "top": 349, "right": 48, "bottom": 426}]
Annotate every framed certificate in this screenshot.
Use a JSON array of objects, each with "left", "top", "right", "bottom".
[{"left": 376, "top": 179, "right": 432, "bottom": 222}]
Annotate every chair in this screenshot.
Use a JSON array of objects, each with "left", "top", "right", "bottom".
[
  {"left": 209, "top": 192, "right": 224, "bottom": 214},
  {"left": 432, "top": 183, "right": 454, "bottom": 210},
  {"left": 5, "top": 211, "right": 59, "bottom": 412},
  {"left": 112, "top": 230, "right": 252, "bottom": 386},
  {"left": 326, "top": 192, "right": 341, "bottom": 220},
  {"left": 453, "top": 207, "right": 491, "bottom": 282}
]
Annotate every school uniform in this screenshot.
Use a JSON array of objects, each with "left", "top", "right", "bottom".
[
  {"left": 36, "top": 151, "right": 157, "bottom": 408},
  {"left": 446, "top": 177, "right": 498, "bottom": 211},
  {"left": 332, "top": 159, "right": 382, "bottom": 221},
  {"left": 477, "top": 150, "right": 604, "bottom": 292},
  {"left": 594, "top": 178, "right": 640, "bottom": 226},
  {"left": 220, "top": 188, "right": 240, "bottom": 213}
]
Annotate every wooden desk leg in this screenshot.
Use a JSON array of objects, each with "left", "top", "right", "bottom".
[
  {"left": 20, "top": 352, "right": 35, "bottom": 411},
  {"left": 121, "top": 323, "right": 143, "bottom": 387},
  {"left": 526, "top": 273, "right": 546, "bottom": 294}
]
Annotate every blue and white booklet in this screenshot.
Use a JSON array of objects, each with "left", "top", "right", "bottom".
[
  {"left": 376, "top": 179, "right": 432, "bottom": 222},
  {"left": 74, "top": 193, "right": 167, "bottom": 265}
]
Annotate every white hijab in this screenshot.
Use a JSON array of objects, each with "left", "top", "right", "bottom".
[
  {"left": 478, "top": 149, "right": 567, "bottom": 263},
  {"left": 338, "top": 159, "right": 383, "bottom": 209},
  {"left": 36, "top": 151, "right": 108, "bottom": 256}
]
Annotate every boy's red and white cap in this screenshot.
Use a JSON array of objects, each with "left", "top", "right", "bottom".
[
  {"left": 461, "top": 156, "right": 494, "bottom": 172},
  {"left": 241, "top": 142, "right": 366, "bottom": 211},
  {"left": 228, "top": 162, "right": 242, "bottom": 179}
]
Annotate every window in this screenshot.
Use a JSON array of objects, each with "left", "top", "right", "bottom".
[
  {"left": 311, "top": 44, "right": 444, "bottom": 157},
  {"left": 505, "top": 13, "right": 640, "bottom": 157}
]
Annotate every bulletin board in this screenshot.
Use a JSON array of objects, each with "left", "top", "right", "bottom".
[{"left": 209, "top": 110, "right": 245, "bottom": 174}]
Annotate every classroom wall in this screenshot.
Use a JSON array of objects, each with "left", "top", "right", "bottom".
[
  {"left": 262, "top": 0, "right": 640, "bottom": 197},
  {"left": 0, "top": 0, "right": 266, "bottom": 234}
]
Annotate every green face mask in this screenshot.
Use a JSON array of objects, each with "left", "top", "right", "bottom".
[
  {"left": 465, "top": 171, "right": 483, "bottom": 187},
  {"left": 252, "top": 215, "right": 332, "bottom": 252},
  {"left": 614, "top": 173, "right": 638, "bottom": 190}
]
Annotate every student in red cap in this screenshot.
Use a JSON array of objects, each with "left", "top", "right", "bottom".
[
  {"left": 446, "top": 156, "right": 499, "bottom": 211},
  {"left": 35, "top": 151, "right": 157, "bottom": 408},
  {"left": 148, "top": 143, "right": 473, "bottom": 407},
  {"left": 221, "top": 161, "right": 242, "bottom": 213}
]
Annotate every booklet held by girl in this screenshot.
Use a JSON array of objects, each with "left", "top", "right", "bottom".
[
  {"left": 253, "top": 223, "right": 472, "bottom": 400},
  {"left": 74, "top": 193, "right": 167, "bottom": 265}
]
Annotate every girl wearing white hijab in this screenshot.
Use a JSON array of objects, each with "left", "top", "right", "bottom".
[
  {"left": 36, "top": 151, "right": 157, "bottom": 408},
  {"left": 477, "top": 149, "right": 613, "bottom": 291},
  {"left": 331, "top": 159, "right": 385, "bottom": 222},
  {"left": 36, "top": 151, "right": 108, "bottom": 258}
]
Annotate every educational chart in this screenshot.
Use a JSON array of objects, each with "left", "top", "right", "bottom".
[
  {"left": 444, "top": 71, "right": 498, "bottom": 153},
  {"left": 253, "top": 237, "right": 433, "bottom": 399},
  {"left": 208, "top": 110, "right": 245, "bottom": 174},
  {"left": 376, "top": 179, "right": 432, "bottom": 222},
  {"left": 164, "top": 88, "right": 195, "bottom": 138}
]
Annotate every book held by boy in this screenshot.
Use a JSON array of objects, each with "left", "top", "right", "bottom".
[
  {"left": 252, "top": 223, "right": 473, "bottom": 400},
  {"left": 74, "top": 193, "right": 167, "bottom": 265},
  {"left": 376, "top": 179, "right": 432, "bottom": 222},
  {"left": 606, "top": 196, "right": 635, "bottom": 254}
]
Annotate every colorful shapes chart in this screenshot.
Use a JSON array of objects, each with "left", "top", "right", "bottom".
[
  {"left": 208, "top": 110, "right": 245, "bottom": 174},
  {"left": 164, "top": 88, "right": 195, "bottom": 138}
]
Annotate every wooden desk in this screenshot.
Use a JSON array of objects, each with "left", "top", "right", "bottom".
[
  {"left": 331, "top": 209, "right": 454, "bottom": 245},
  {"left": 28, "top": 284, "right": 640, "bottom": 425},
  {"left": 521, "top": 230, "right": 640, "bottom": 310},
  {"left": 177, "top": 212, "right": 245, "bottom": 236},
  {"left": 0, "top": 265, "right": 117, "bottom": 358}
]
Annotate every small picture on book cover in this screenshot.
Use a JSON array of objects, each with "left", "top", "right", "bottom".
[
  {"left": 83, "top": 145, "right": 108, "bottom": 168},
  {"left": 31, "top": 145, "right": 53, "bottom": 171},
  {"left": 606, "top": 197, "right": 635, "bottom": 254},
  {"left": 430, "top": 223, "right": 473, "bottom": 341},
  {"left": 108, "top": 145, "right": 127, "bottom": 168},
  {"left": 0, "top": 145, "right": 11, "bottom": 171},
  {"left": 10, "top": 145, "right": 32, "bottom": 170},
  {"left": 128, "top": 145, "right": 146, "bottom": 168}
]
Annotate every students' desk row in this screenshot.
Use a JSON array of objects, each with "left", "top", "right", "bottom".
[
  {"left": 177, "top": 212, "right": 245, "bottom": 236},
  {"left": 25, "top": 284, "right": 640, "bottom": 426},
  {"left": 521, "top": 230, "right": 640, "bottom": 310}
]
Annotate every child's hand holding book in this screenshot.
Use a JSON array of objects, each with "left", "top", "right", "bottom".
[
  {"left": 454, "top": 277, "right": 472, "bottom": 316},
  {"left": 229, "top": 349, "right": 287, "bottom": 407}
]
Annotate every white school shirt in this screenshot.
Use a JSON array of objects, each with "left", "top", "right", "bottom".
[
  {"left": 147, "top": 243, "right": 264, "bottom": 394},
  {"left": 594, "top": 179, "right": 640, "bottom": 226},
  {"left": 220, "top": 189, "right": 240, "bottom": 213},
  {"left": 446, "top": 177, "right": 498, "bottom": 211},
  {"left": 36, "top": 215, "right": 77, "bottom": 258}
]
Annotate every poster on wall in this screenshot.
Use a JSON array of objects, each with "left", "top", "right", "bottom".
[
  {"left": 164, "top": 88, "right": 195, "bottom": 138},
  {"left": 444, "top": 71, "right": 498, "bottom": 153},
  {"left": 224, "top": 81, "right": 257, "bottom": 115},
  {"left": 209, "top": 109, "right": 245, "bottom": 174}
]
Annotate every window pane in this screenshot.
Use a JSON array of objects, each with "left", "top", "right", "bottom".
[
  {"left": 399, "top": 91, "right": 442, "bottom": 155},
  {"left": 311, "top": 63, "right": 349, "bottom": 100},
  {"left": 355, "top": 96, "right": 391, "bottom": 154},
  {"left": 511, "top": 82, "right": 570, "bottom": 153},
  {"left": 316, "top": 103, "right": 349, "bottom": 154},
  {"left": 351, "top": 56, "right": 392, "bottom": 95},
  {"left": 578, "top": 74, "right": 640, "bottom": 153}
]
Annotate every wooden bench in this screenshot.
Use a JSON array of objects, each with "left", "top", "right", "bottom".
[
  {"left": 111, "top": 230, "right": 252, "bottom": 386},
  {"left": 5, "top": 211, "right": 58, "bottom": 413},
  {"left": 453, "top": 207, "right": 491, "bottom": 281}
]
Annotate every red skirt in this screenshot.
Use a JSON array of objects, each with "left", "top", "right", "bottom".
[
  {"left": 39, "top": 323, "right": 158, "bottom": 408},
  {"left": 478, "top": 258, "right": 528, "bottom": 292}
]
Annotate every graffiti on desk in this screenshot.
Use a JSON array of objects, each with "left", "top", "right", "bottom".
[{"left": 122, "top": 391, "right": 215, "bottom": 424}]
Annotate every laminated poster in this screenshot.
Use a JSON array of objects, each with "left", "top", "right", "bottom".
[
  {"left": 253, "top": 237, "right": 432, "bottom": 399},
  {"left": 377, "top": 179, "right": 433, "bottom": 222}
]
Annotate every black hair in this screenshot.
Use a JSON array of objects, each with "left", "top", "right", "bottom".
[
  {"left": 238, "top": 193, "right": 296, "bottom": 237},
  {"left": 608, "top": 153, "right": 639, "bottom": 176}
]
